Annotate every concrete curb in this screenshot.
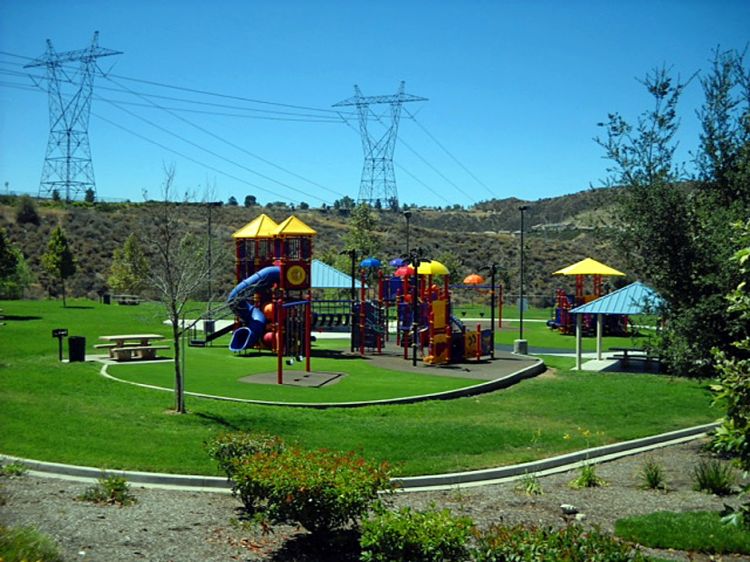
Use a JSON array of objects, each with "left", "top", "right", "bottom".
[
  {"left": 1, "top": 423, "right": 718, "bottom": 493},
  {"left": 98, "top": 356, "right": 546, "bottom": 409}
]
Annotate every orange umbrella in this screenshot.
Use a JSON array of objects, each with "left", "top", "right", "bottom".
[
  {"left": 394, "top": 265, "right": 415, "bottom": 277},
  {"left": 463, "top": 273, "right": 485, "bottom": 285}
]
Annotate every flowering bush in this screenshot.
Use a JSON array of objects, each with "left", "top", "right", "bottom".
[
  {"left": 230, "top": 445, "right": 392, "bottom": 535},
  {"left": 205, "top": 431, "right": 285, "bottom": 477}
]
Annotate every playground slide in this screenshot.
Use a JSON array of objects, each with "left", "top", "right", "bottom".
[{"left": 227, "top": 266, "right": 280, "bottom": 352}]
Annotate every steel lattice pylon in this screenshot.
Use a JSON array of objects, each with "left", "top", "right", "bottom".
[
  {"left": 24, "top": 32, "right": 121, "bottom": 201},
  {"left": 334, "top": 81, "right": 426, "bottom": 209}
]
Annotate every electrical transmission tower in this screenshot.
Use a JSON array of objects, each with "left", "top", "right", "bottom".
[
  {"left": 333, "top": 81, "right": 426, "bottom": 209},
  {"left": 24, "top": 32, "right": 121, "bottom": 201}
]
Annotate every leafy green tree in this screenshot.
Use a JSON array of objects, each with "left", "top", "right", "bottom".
[
  {"left": 597, "top": 51, "right": 749, "bottom": 377},
  {"left": 15, "top": 195, "right": 40, "bottom": 225},
  {"left": 344, "top": 203, "right": 381, "bottom": 258},
  {"left": 227, "top": 195, "right": 238, "bottom": 206},
  {"left": 244, "top": 194, "right": 257, "bottom": 207},
  {"left": 84, "top": 188, "right": 96, "bottom": 203},
  {"left": 0, "top": 228, "right": 32, "bottom": 299},
  {"left": 108, "top": 233, "right": 149, "bottom": 295},
  {"left": 41, "top": 225, "right": 76, "bottom": 306}
]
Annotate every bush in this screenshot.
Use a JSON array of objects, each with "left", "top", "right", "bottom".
[
  {"left": 516, "top": 473, "right": 543, "bottom": 496},
  {"left": 230, "top": 446, "right": 391, "bottom": 535},
  {"left": 78, "top": 475, "right": 137, "bottom": 506},
  {"left": 0, "top": 462, "right": 27, "bottom": 477},
  {"left": 205, "top": 431, "right": 284, "bottom": 477},
  {"left": 569, "top": 463, "right": 607, "bottom": 489},
  {"left": 693, "top": 458, "right": 737, "bottom": 496},
  {"left": 474, "top": 524, "right": 649, "bottom": 562},
  {"left": 360, "top": 507, "right": 474, "bottom": 562},
  {"left": 0, "top": 525, "right": 63, "bottom": 562},
  {"left": 638, "top": 458, "right": 667, "bottom": 491},
  {"left": 15, "top": 195, "right": 40, "bottom": 225}
]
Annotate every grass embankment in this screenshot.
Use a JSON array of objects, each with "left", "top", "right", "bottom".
[
  {"left": 0, "top": 299, "right": 715, "bottom": 477},
  {"left": 615, "top": 512, "right": 750, "bottom": 555}
]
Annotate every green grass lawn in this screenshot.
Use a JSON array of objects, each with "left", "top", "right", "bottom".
[
  {"left": 0, "top": 299, "right": 716, "bottom": 477},
  {"left": 615, "top": 511, "right": 750, "bottom": 554}
]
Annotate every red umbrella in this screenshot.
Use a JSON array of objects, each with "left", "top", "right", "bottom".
[
  {"left": 394, "top": 265, "right": 415, "bottom": 277},
  {"left": 463, "top": 273, "right": 485, "bottom": 285}
]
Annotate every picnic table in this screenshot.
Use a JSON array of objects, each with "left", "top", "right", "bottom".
[
  {"left": 96, "top": 334, "right": 168, "bottom": 361},
  {"left": 609, "top": 346, "right": 661, "bottom": 370}
]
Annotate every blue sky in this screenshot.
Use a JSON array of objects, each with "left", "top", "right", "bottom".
[{"left": 0, "top": 0, "right": 748, "bottom": 208}]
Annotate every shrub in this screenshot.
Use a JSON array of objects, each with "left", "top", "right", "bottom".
[
  {"left": 0, "top": 462, "right": 27, "bottom": 477},
  {"left": 15, "top": 195, "right": 40, "bottom": 225},
  {"left": 569, "top": 463, "right": 607, "bottom": 489},
  {"left": 0, "top": 524, "right": 63, "bottom": 562},
  {"left": 516, "top": 472, "right": 543, "bottom": 496},
  {"left": 474, "top": 524, "right": 649, "bottom": 562},
  {"left": 78, "top": 475, "right": 137, "bottom": 506},
  {"left": 638, "top": 458, "right": 667, "bottom": 491},
  {"left": 205, "top": 431, "right": 284, "bottom": 478},
  {"left": 693, "top": 458, "right": 736, "bottom": 496},
  {"left": 360, "top": 507, "right": 474, "bottom": 562},
  {"left": 230, "top": 446, "right": 391, "bottom": 535}
]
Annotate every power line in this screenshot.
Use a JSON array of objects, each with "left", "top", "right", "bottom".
[
  {"left": 91, "top": 110, "right": 331, "bottom": 204},
  {"left": 404, "top": 106, "right": 496, "bottom": 199},
  {"left": 104, "top": 75, "right": 347, "bottom": 198}
]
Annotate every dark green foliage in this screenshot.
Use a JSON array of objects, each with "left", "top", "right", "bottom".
[
  {"left": 227, "top": 442, "right": 391, "bottom": 535},
  {"left": 596, "top": 49, "right": 750, "bottom": 377},
  {"left": 360, "top": 507, "right": 474, "bottom": 562},
  {"left": 84, "top": 188, "right": 96, "bottom": 203},
  {"left": 474, "top": 524, "right": 649, "bottom": 562},
  {"left": 0, "top": 525, "right": 63, "bottom": 562},
  {"left": 0, "top": 228, "right": 17, "bottom": 278},
  {"left": 692, "top": 458, "right": 737, "bottom": 496},
  {"left": 227, "top": 195, "right": 238, "bottom": 206},
  {"left": 78, "top": 475, "right": 137, "bottom": 506},
  {"left": 569, "top": 463, "right": 607, "bottom": 489},
  {"left": 616, "top": 511, "right": 750, "bottom": 554},
  {"left": 15, "top": 195, "right": 40, "bottom": 225},
  {"left": 243, "top": 194, "right": 257, "bottom": 207},
  {"left": 205, "top": 431, "right": 284, "bottom": 478},
  {"left": 108, "top": 232, "right": 149, "bottom": 295}
]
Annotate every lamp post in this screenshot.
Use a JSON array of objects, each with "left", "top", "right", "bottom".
[
  {"left": 409, "top": 247, "right": 423, "bottom": 367},
  {"left": 340, "top": 248, "right": 357, "bottom": 352},
  {"left": 205, "top": 201, "right": 222, "bottom": 318},
  {"left": 403, "top": 210, "right": 412, "bottom": 255},
  {"left": 481, "top": 263, "right": 499, "bottom": 360},
  {"left": 515, "top": 205, "right": 529, "bottom": 354}
]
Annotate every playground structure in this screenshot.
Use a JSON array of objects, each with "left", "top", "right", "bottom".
[
  {"left": 352, "top": 255, "right": 495, "bottom": 366},
  {"left": 548, "top": 257, "right": 630, "bottom": 336},
  {"left": 228, "top": 213, "right": 316, "bottom": 383}
]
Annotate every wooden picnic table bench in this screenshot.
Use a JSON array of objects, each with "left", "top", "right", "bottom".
[
  {"left": 99, "top": 334, "right": 166, "bottom": 361},
  {"left": 112, "top": 294, "right": 141, "bottom": 305},
  {"left": 609, "top": 346, "right": 661, "bottom": 369}
]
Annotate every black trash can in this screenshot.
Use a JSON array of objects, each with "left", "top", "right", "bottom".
[
  {"left": 102, "top": 294, "right": 111, "bottom": 305},
  {"left": 68, "top": 336, "right": 86, "bottom": 362}
]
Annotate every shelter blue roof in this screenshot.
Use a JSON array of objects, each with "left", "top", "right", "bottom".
[
  {"left": 570, "top": 281, "right": 663, "bottom": 315},
  {"left": 311, "top": 259, "right": 362, "bottom": 289}
]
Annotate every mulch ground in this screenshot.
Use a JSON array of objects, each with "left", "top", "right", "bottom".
[{"left": 1, "top": 439, "right": 747, "bottom": 561}]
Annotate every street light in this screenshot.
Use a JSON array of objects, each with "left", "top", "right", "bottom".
[
  {"left": 481, "top": 263, "right": 499, "bottom": 360},
  {"left": 403, "top": 210, "right": 412, "bottom": 254},
  {"left": 516, "top": 205, "right": 529, "bottom": 354},
  {"left": 340, "top": 248, "right": 357, "bottom": 352}
]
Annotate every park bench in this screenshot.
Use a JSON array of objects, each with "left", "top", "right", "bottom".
[
  {"left": 609, "top": 346, "right": 661, "bottom": 370},
  {"left": 111, "top": 345, "right": 169, "bottom": 362},
  {"left": 113, "top": 294, "right": 141, "bottom": 305}
]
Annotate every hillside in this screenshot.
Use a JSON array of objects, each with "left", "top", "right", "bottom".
[{"left": 0, "top": 187, "right": 632, "bottom": 306}]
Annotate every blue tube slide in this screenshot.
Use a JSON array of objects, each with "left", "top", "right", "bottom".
[{"left": 227, "top": 266, "right": 280, "bottom": 352}]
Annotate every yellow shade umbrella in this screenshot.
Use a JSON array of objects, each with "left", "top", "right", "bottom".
[
  {"left": 417, "top": 260, "right": 450, "bottom": 275},
  {"left": 553, "top": 258, "right": 625, "bottom": 276}
]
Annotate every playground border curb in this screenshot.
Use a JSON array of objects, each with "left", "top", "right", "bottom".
[
  {"left": 0, "top": 423, "right": 717, "bottom": 493},
  {"left": 97, "top": 354, "right": 546, "bottom": 409}
]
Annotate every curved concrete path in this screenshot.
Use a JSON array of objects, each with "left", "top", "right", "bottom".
[
  {"left": 97, "top": 352, "right": 545, "bottom": 409},
  {"left": 1, "top": 423, "right": 717, "bottom": 493}
]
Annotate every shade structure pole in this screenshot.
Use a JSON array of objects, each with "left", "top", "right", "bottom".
[
  {"left": 575, "top": 314, "right": 582, "bottom": 370},
  {"left": 596, "top": 313, "right": 603, "bottom": 360}
]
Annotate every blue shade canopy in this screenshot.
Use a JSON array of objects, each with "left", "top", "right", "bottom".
[
  {"left": 311, "top": 259, "right": 361, "bottom": 289},
  {"left": 389, "top": 257, "right": 407, "bottom": 267},
  {"left": 360, "top": 257, "right": 382, "bottom": 268},
  {"left": 570, "top": 281, "right": 664, "bottom": 315}
]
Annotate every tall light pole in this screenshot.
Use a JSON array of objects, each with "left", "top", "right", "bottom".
[
  {"left": 515, "top": 205, "right": 529, "bottom": 354},
  {"left": 403, "top": 210, "right": 412, "bottom": 254}
]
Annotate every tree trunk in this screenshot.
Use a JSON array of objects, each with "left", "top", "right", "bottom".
[
  {"left": 61, "top": 273, "right": 66, "bottom": 307},
  {"left": 172, "top": 316, "right": 185, "bottom": 413}
]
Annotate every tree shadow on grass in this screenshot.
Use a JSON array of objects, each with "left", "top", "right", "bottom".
[
  {"left": 2, "top": 315, "right": 42, "bottom": 321},
  {"left": 64, "top": 305, "right": 95, "bottom": 310},
  {"left": 268, "top": 529, "right": 361, "bottom": 562},
  {"left": 193, "top": 411, "right": 241, "bottom": 431}
]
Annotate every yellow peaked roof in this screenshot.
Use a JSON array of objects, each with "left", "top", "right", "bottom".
[
  {"left": 553, "top": 257, "right": 625, "bottom": 276},
  {"left": 232, "top": 213, "right": 279, "bottom": 239},
  {"left": 417, "top": 260, "right": 450, "bottom": 275},
  {"left": 273, "top": 215, "right": 317, "bottom": 236}
]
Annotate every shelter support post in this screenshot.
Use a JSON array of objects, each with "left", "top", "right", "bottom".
[
  {"left": 575, "top": 314, "right": 582, "bottom": 370},
  {"left": 596, "top": 313, "right": 603, "bottom": 360}
]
